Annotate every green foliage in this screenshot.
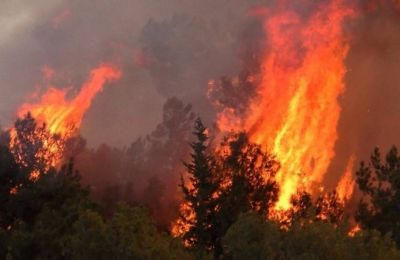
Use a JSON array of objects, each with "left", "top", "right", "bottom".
[
  {"left": 63, "top": 209, "right": 110, "bottom": 259},
  {"left": 284, "top": 222, "right": 352, "bottom": 260},
  {"left": 213, "top": 133, "right": 279, "bottom": 256},
  {"left": 110, "top": 204, "right": 164, "bottom": 258},
  {"left": 223, "top": 213, "right": 400, "bottom": 260},
  {"left": 352, "top": 230, "right": 400, "bottom": 259},
  {"left": 5, "top": 162, "right": 95, "bottom": 259},
  {"left": 1, "top": 158, "right": 192, "bottom": 259},
  {"left": 179, "top": 121, "right": 280, "bottom": 257},
  {"left": 5, "top": 184, "right": 192, "bottom": 259},
  {"left": 4, "top": 114, "right": 400, "bottom": 259},
  {"left": 1, "top": 115, "right": 194, "bottom": 259},
  {"left": 356, "top": 146, "right": 400, "bottom": 246},
  {"left": 0, "top": 141, "right": 30, "bottom": 229},
  {"left": 64, "top": 204, "right": 192, "bottom": 260},
  {"left": 223, "top": 213, "right": 283, "bottom": 259}
]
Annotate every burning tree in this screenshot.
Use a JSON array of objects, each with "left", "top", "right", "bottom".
[
  {"left": 212, "top": 133, "right": 280, "bottom": 256},
  {"left": 178, "top": 118, "right": 220, "bottom": 254},
  {"left": 218, "top": 133, "right": 280, "bottom": 217},
  {"left": 10, "top": 113, "right": 67, "bottom": 175},
  {"left": 175, "top": 120, "right": 280, "bottom": 257},
  {"left": 8, "top": 64, "right": 122, "bottom": 177},
  {"left": 288, "top": 190, "right": 345, "bottom": 226},
  {"left": 210, "top": 0, "right": 356, "bottom": 210}
]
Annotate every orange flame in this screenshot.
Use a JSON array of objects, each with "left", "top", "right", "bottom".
[
  {"left": 171, "top": 202, "right": 195, "bottom": 242},
  {"left": 17, "top": 64, "right": 121, "bottom": 136},
  {"left": 337, "top": 155, "right": 356, "bottom": 202},
  {"left": 348, "top": 224, "right": 361, "bottom": 237},
  {"left": 216, "top": 0, "right": 355, "bottom": 210},
  {"left": 11, "top": 63, "right": 122, "bottom": 169}
]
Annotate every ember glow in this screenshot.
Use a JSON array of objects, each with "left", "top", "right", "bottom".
[
  {"left": 216, "top": 0, "right": 355, "bottom": 210},
  {"left": 10, "top": 64, "right": 122, "bottom": 169}
]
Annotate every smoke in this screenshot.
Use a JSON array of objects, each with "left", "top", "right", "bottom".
[
  {"left": 0, "top": 0, "right": 266, "bottom": 147},
  {"left": 203, "top": 0, "right": 400, "bottom": 205},
  {"left": 69, "top": 97, "right": 195, "bottom": 226},
  {"left": 326, "top": 1, "right": 400, "bottom": 188},
  {"left": 4, "top": 0, "right": 400, "bottom": 222},
  {"left": 0, "top": 0, "right": 271, "bottom": 226}
]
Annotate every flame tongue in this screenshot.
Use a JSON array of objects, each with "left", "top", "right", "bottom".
[
  {"left": 249, "top": 0, "right": 354, "bottom": 209},
  {"left": 216, "top": 0, "right": 354, "bottom": 210},
  {"left": 17, "top": 64, "right": 122, "bottom": 136},
  {"left": 12, "top": 63, "right": 122, "bottom": 169}
]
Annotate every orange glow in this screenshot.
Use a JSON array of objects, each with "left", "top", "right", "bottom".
[
  {"left": 337, "top": 155, "right": 356, "bottom": 202},
  {"left": 29, "top": 170, "right": 41, "bottom": 181},
  {"left": 171, "top": 202, "right": 195, "bottom": 243},
  {"left": 348, "top": 224, "right": 361, "bottom": 237},
  {"left": 10, "top": 64, "right": 122, "bottom": 169},
  {"left": 216, "top": 0, "right": 354, "bottom": 210}
]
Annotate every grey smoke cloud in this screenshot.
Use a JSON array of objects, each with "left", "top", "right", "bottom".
[
  {"left": 325, "top": 5, "right": 400, "bottom": 190},
  {"left": 3, "top": 0, "right": 400, "bottom": 196},
  {"left": 0, "top": 0, "right": 265, "bottom": 147}
]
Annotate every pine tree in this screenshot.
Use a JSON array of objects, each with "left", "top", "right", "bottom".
[
  {"left": 214, "top": 133, "right": 279, "bottom": 257},
  {"left": 356, "top": 146, "right": 400, "bottom": 246},
  {"left": 220, "top": 133, "right": 279, "bottom": 216},
  {"left": 179, "top": 118, "right": 220, "bottom": 253}
]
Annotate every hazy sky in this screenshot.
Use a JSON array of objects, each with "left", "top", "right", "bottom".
[
  {"left": 0, "top": 0, "right": 265, "bottom": 147},
  {"left": 1, "top": 0, "right": 400, "bottom": 181}
]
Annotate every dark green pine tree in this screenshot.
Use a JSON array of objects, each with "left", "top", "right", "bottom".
[
  {"left": 220, "top": 133, "right": 279, "bottom": 218},
  {"left": 356, "top": 146, "right": 400, "bottom": 246},
  {"left": 179, "top": 118, "right": 220, "bottom": 253},
  {"left": 213, "top": 133, "right": 279, "bottom": 257}
]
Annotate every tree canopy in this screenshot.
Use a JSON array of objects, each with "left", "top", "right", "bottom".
[
  {"left": 356, "top": 146, "right": 400, "bottom": 246},
  {"left": 1, "top": 114, "right": 400, "bottom": 259}
]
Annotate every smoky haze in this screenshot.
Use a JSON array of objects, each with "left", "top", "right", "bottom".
[
  {"left": 2, "top": 0, "right": 400, "bottom": 220},
  {"left": 0, "top": 0, "right": 265, "bottom": 147},
  {"left": 326, "top": 3, "right": 400, "bottom": 190}
]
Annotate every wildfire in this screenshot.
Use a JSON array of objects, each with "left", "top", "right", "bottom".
[
  {"left": 215, "top": 0, "right": 355, "bottom": 210},
  {"left": 337, "top": 155, "right": 356, "bottom": 202},
  {"left": 171, "top": 202, "right": 195, "bottom": 242},
  {"left": 10, "top": 63, "right": 122, "bottom": 170},
  {"left": 348, "top": 224, "right": 361, "bottom": 237}
]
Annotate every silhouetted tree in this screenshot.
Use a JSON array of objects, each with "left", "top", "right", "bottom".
[
  {"left": 0, "top": 140, "right": 30, "bottom": 229},
  {"left": 11, "top": 113, "right": 65, "bottom": 173},
  {"left": 179, "top": 118, "right": 220, "bottom": 254},
  {"left": 5, "top": 160, "right": 95, "bottom": 259},
  {"left": 356, "top": 146, "right": 400, "bottom": 246},
  {"left": 69, "top": 97, "right": 195, "bottom": 229},
  {"left": 315, "top": 191, "right": 345, "bottom": 225},
  {"left": 288, "top": 190, "right": 345, "bottom": 226},
  {"left": 213, "top": 133, "right": 279, "bottom": 256},
  {"left": 287, "top": 191, "right": 315, "bottom": 226},
  {"left": 0, "top": 114, "right": 193, "bottom": 258}
]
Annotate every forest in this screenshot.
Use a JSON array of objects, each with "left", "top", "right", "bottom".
[
  {"left": 1, "top": 112, "right": 400, "bottom": 259},
  {"left": 2, "top": 0, "right": 400, "bottom": 259}
]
